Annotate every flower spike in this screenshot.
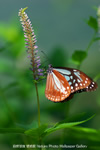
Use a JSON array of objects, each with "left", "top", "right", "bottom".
[{"left": 18, "top": 8, "right": 44, "bottom": 82}]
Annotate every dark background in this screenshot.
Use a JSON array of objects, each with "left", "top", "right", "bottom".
[{"left": 0, "top": 0, "right": 100, "bottom": 149}]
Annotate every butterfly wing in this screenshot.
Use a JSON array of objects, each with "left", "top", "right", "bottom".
[
  {"left": 54, "top": 67, "right": 97, "bottom": 93},
  {"left": 45, "top": 69, "right": 71, "bottom": 102},
  {"left": 79, "top": 80, "right": 97, "bottom": 92},
  {"left": 60, "top": 93, "right": 74, "bottom": 103}
]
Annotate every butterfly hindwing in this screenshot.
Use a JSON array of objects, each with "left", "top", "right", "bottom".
[{"left": 45, "top": 69, "right": 71, "bottom": 102}]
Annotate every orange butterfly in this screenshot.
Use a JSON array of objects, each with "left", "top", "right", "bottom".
[{"left": 45, "top": 65, "right": 97, "bottom": 102}]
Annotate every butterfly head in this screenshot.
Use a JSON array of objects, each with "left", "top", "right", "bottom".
[{"left": 47, "top": 64, "right": 53, "bottom": 73}]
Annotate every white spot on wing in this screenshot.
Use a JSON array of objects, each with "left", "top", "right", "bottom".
[
  {"left": 70, "top": 76, "right": 73, "bottom": 79},
  {"left": 65, "top": 75, "right": 70, "bottom": 81},
  {"left": 80, "top": 83, "right": 82, "bottom": 86},
  {"left": 75, "top": 83, "right": 78, "bottom": 87},
  {"left": 77, "top": 79, "right": 80, "bottom": 82},
  {"left": 69, "top": 82, "right": 72, "bottom": 85},
  {"left": 73, "top": 79, "right": 76, "bottom": 83},
  {"left": 71, "top": 86, "right": 73, "bottom": 89}
]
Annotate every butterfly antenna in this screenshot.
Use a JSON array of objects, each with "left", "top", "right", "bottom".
[{"left": 41, "top": 51, "right": 51, "bottom": 63}]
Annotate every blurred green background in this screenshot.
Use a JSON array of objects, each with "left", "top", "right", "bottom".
[{"left": 0, "top": 0, "right": 100, "bottom": 150}]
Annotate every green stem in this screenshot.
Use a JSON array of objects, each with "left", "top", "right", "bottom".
[
  {"left": 86, "top": 32, "right": 97, "bottom": 52},
  {"left": 77, "top": 31, "right": 97, "bottom": 69},
  {"left": 35, "top": 83, "right": 41, "bottom": 127},
  {"left": 77, "top": 64, "right": 81, "bottom": 70},
  {"left": 35, "top": 84, "right": 42, "bottom": 150}
]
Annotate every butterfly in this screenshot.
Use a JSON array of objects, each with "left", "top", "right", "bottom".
[{"left": 45, "top": 65, "right": 98, "bottom": 102}]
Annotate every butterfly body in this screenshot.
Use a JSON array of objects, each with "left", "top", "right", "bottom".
[{"left": 45, "top": 65, "right": 97, "bottom": 102}]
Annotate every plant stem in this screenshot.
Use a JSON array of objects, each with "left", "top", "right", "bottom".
[
  {"left": 77, "top": 64, "right": 81, "bottom": 70},
  {"left": 86, "top": 32, "right": 97, "bottom": 52},
  {"left": 77, "top": 31, "right": 97, "bottom": 69},
  {"left": 35, "top": 83, "right": 41, "bottom": 127}
]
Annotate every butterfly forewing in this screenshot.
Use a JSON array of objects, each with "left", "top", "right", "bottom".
[
  {"left": 85, "top": 80, "right": 97, "bottom": 92},
  {"left": 45, "top": 69, "right": 71, "bottom": 102},
  {"left": 54, "top": 68, "right": 97, "bottom": 93}
]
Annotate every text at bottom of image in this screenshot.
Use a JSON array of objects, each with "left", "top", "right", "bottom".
[{"left": 13, "top": 144, "right": 87, "bottom": 149}]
